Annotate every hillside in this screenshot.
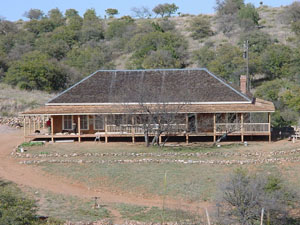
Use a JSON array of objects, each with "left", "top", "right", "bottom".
[{"left": 0, "top": 1, "right": 299, "bottom": 125}]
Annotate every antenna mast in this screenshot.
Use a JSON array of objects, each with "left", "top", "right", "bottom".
[{"left": 243, "top": 40, "right": 250, "bottom": 91}]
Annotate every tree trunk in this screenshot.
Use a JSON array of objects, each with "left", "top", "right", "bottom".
[{"left": 144, "top": 131, "right": 149, "bottom": 147}]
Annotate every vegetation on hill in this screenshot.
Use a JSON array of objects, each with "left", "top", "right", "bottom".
[{"left": 0, "top": 1, "right": 300, "bottom": 126}]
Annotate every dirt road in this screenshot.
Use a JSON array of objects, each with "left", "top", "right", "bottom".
[{"left": 0, "top": 126, "right": 209, "bottom": 223}]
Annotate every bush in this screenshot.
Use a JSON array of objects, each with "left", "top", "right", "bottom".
[
  {"left": 127, "top": 31, "right": 188, "bottom": 69},
  {"left": 193, "top": 46, "right": 215, "bottom": 68},
  {"left": 65, "top": 44, "right": 114, "bottom": 74},
  {"left": 0, "top": 181, "right": 38, "bottom": 225},
  {"left": 188, "top": 16, "right": 214, "bottom": 40},
  {"left": 4, "top": 51, "right": 68, "bottom": 91},
  {"left": 237, "top": 3, "right": 260, "bottom": 30},
  {"left": 218, "top": 169, "right": 297, "bottom": 225},
  {"left": 215, "top": 0, "right": 244, "bottom": 16},
  {"left": 206, "top": 43, "right": 244, "bottom": 82},
  {"left": 239, "top": 30, "right": 272, "bottom": 53},
  {"left": 261, "top": 44, "right": 291, "bottom": 79},
  {"left": 105, "top": 18, "right": 136, "bottom": 40}
]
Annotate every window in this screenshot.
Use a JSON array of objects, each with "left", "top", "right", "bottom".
[
  {"left": 94, "top": 115, "right": 104, "bottom": 130},
  {"left": 80, "top": 115, "right": 89, "bottom": 130},
  {"left": 63, "top": 115, "right": 73, "bottom": 130}
]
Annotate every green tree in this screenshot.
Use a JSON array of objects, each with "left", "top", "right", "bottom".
[
  {"left": 23, "top": 8, "right": 44, "bottom": 20},
  {"left": 4, "top": 51, "right": 68, "bottom": 91},
  {"left": 193, "top": 46, "right": 216, "bottom": 67},
  {"left": 105, "top": 8, "right": 119, "bottom": 18},
  {"left": 207, "top": 43, "right": 244, "bottom": 82},
  {"left": 105, "top": 18, "right": 135, "bottom": 40},
  {"left": 47, "top": 8, "right": 65, "bottom": 27},
  {"left": 51, "top": 26, "right": 79, "bottom": 47},
  {"left": 127, "top": 31, "right": 187, "bottom": 69},
  {"left": 65, "top": 9, "right": 83, "bottom": 31},
  {"left": 215, "top": 0, "right": 244, "bottom": 16},
  {"left": 80, "top": 9, "right": 104, "bottom": 43},
  {"left": 65, "top": 44, "right": 114, "bottom": 74},
  {"left": 237, "top": 3, "right": 260, "bottom": 30},
  {"left": 188, "top": 15, "right": 214, "bottom": 40},
  {"left": 35, "top": 36, "right": 69, "bottom": 60},
  {"left": 262, "top": 44, "right": 291, "bottom": 79},
  {"left": 291, "top": 20, "right": 300, "bottom": 35},
  {"left": 24, "top": 19, "right": 56, "bottom": 35},
  {"left": 239, "top": 30, "right": 272, "bottom": 54},
  {"left": 152, "top": 3, "right": 179, "bottom": 17}
]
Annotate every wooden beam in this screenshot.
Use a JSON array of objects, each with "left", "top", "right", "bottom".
[
  {"left": 185, "top": 113, "right": 189, "bottom": 144},
  {"left": 105, "top": 115, "right": 108, "bottom": 143},
  {"left": 268, "top": 112, "right": 271, "bottom": 143},
  {"left": 241, "top": 113, "right": 244, "bottom": 143},
  {"left": 29, "top": 116, "right": 31, "bottom": 135},
  {"left": 213, "top": 113, "right": 216, "bottom": 143},
  {"left": 132, "top": 116, "right": 135, "bottom": 144},
  {"left": 23, "top": 117, "right": 26, "bottom": 142},
  {"left": 78, "top": 116, "right": 81, "bottom": 143},
  {"left": 51, "top": 116, "right": 54, "bottom": 143},
  {"left": 42, "top": 116, "right": 45, "bottom": 129}
]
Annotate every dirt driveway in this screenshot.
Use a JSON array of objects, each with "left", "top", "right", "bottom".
[{"left": 0, "top": 126, "right": 210, "bottom": 220}]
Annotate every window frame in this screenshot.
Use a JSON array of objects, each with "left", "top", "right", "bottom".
[
  {"left": 80, "top": 115, "right": 89, "bottom": 130},
  {"left": 62, "top": 115, "right": 73, "bottom": 130},
  {"left": 94, "top": 115, "right": 105, "bottom": 130}
]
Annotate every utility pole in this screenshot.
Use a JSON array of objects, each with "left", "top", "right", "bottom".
[{"left": 243, "top": 40, "right": 250, "bottom": 91}]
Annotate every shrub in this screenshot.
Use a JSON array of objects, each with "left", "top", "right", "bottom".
[
  {"left": 261, "top": 44, "right": 291, "bottom": 79},
  {"left": 127, "top": 31, "right": 188, "bottom": 69},
  {"left": 0, "top": 181, "right": 38, "bottom": 225},
  {"left": 218, "top": 169, "right": 297, "bottom": 225},
  {"left": 4, "top": 51, "right": 68, "bottom": 91},
  {"left": 188, "top": 16, "right": 214, "bottom": 40},
  {"left": 239, "top": 30, "right": 272, "bottom": 53},
  {"left": 237, "top": 3, "right": 260, "bottom": 30}
]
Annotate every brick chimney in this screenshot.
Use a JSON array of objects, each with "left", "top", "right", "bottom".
[{"left": 240, "top": 75, "right": 247, "bottom": 94}]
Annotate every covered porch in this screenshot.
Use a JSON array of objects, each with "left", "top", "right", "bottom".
[{"left": 22, "top": 112, "right": 272, "bottom": 143}]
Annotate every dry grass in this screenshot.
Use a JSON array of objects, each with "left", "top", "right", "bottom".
[
  {"left": 0, "top": 83, "right": 54, "bottom": 116},
  {"left": 20, "top": 140, "right": 300, "bottom": 202}
]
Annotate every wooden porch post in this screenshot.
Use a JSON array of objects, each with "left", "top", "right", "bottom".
[
  {"left": 23, "top": 117, "right": 26, "bottom": 142},
  {"left": 241, "top": 113, "right": 244, "bottom": 143},
  {"left": 78, "top": 116, "right": 81, "bottom": 143},
  {"left": 42, "top": 116, "right": 45, "bottom": 129},
  {"left": 29, "top": 116, "right": 31, "bottom": 135},
  {"left": 33, "top": 116, "right": 36, "bottom": 132},
  {"left": 268, "top": 112, "right": 271, "bottom": 143},
  {"left": 105, "top": 115, "right": 108, "bottom": 143},
  {"left": 51, "top": 116, "right": 54, "bottom": 143},
  {"left": 185, "top": 113, "right": 189, "bottom": 144},
  {"left": 132, "top": 116, "right": 135, "bottom": 144},
  {"left": 213, "top": 113, "right": 216, "bottom": 143}
]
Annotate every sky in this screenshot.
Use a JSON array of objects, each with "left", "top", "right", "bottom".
[{"left": 0, "top": 0, "right": 296, "bottom": 21}]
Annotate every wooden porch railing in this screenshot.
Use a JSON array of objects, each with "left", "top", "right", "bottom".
[
  {"left": 216, "top": 123, "right": 269, "bottom": 133},
  {"left": 244, "top": 123, "right": 269, "bottom": 133},
  {"left": 216, "top": 123, "right": 241, "bottom": 133},
  {"left": 106, "top": 124, "right": 186, "bottom": 134}
]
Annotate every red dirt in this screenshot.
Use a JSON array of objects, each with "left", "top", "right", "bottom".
[{"left": 0, "top": 126, "right": 211, "bottom": 223}]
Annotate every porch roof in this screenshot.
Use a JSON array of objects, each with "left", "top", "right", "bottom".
[{"left": 21, "top": 98, "right": 275, "bottom": 116}]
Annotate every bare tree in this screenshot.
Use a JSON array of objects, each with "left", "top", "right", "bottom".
[
  {"left": 217, "top": 170, "right": 297, "bottom": 225},
  {"left": 131, "top": 6, "right": 152, "bottom": 19},
  {"left": 128, "top": 103, "right": 186, "bottom": 147}
]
